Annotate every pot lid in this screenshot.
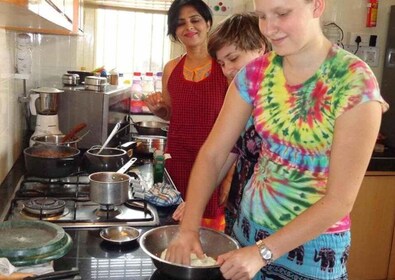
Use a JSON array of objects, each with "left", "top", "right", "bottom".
[
  {"left": 31, "top": 87, "right": 64, "bottom": 93},
  {"left": 0, "top": 221, "right": 68, "bottom": 263}
]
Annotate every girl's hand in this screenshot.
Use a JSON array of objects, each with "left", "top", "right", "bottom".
[
  {"left": 217, "top": 246, "right": 265, "bottom": 280},
  {"left": 165, "top": 228, "right": 204, "bottom": 265},
  {"left": 172, "top": 202, "right": 186, "bottom": 221}
]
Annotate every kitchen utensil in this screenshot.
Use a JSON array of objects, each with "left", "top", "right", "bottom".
[
  {"left": 116, "top": 157, "right": 137, "bottom": 174},
  {"left": 30, "top": 134, "right": 81, "bottom": 148},
  {"left": 10, "top": 234, "right": 72, "bottom": 267},
  {"left": 0, "top": 221, "right": 72, "bottom": 267},
  {"left": 133, "top": 135, "right": 166, "bottom": 155},
  {"left": 89, "top": 172, "right": 130, "bottom": 205},
  {"left": 132, "top": 120, "right": 168, "bottom": 136},
  {"left": 85, "top": 76, "right": 107, "bottom": 85},
  {"left": 24, "top": 145, "right": 80, "bottom": 178},
  {"left": 98, "top": 123, "right": 121, "bottom": 154},
  {"left": 139, "top": 225, "right": 240, "bottom": 280},
  {"left": 23, "top": 269, "right": 79, "bottom": 280},
  {"left": 30, "top": 87, "right": 63, "bottom": 115},
  {"left": 88, "top": 155, "right": 137, "bottom": 205},
  {"left": 67, "top": 70, "right": 94, "bottom": 84},
  {"left": 61, "top": 122, "right": 87, "bottom": 143},
  {"left": 82, "top": 147, "right": 129, "bottom": 174},
  {"left": 62, "top": 73, "right": 80, "bottom": 86},
  {"left": 100, "top": 226, "right": 140, "bottom": 244}
]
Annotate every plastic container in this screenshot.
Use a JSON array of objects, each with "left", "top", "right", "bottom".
[
  {"left": 141, "top": 72, "right": 155, "bottom": 113},
  {"left": 153, "top": 150, "right": 165, "bottom": 183},
  {"left": 142, "top": 72, "right": 155, "bottom": 96},
  {"left": 154, "top": 72, "right": 163, "bottom": 92},
  {"left": 109, "top": 68, "right": 119, "bottom": 85},
  {"left": 130, "top": 72, "right": 143, "bottom": 113}
]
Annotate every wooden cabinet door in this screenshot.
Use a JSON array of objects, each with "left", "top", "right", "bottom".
[{"left": 347, "top": 173, "right": 395, "bottom": 280}]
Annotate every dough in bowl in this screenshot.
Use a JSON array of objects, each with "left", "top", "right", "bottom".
[{"left": 160, "top": 249, "right": 217, "bottom": 267}]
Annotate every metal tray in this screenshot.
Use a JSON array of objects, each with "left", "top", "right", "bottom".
[{"left": 100, "top": 226, "right": 140, "bottom": 244}]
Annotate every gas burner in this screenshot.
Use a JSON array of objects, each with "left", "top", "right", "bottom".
[
  {"left": 23, "top": 197, "right": 66, "bottom": 215},
  {"left": 95, "top": 205, "right": 121, "bottom": 218}
]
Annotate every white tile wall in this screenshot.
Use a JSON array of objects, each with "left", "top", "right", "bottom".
[{"left": 0, "top": 29, "right": 23, "bottom": 182}]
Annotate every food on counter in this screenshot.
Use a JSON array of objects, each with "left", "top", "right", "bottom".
[
  {"left": 160, "top": 249, "right": 217, "bottom": 267},
  {"left": 31, "top": 149, "right": 75, "bottom": 158}
]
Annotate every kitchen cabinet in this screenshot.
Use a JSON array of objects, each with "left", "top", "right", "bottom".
[
  {"left": 0, "top": 0, "right": 82, "bottom": 35},
  {"left": 347, "top": 172, "right": 395, "bottom": 280}
]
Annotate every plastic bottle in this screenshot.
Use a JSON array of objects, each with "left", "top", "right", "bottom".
[
  {"left": 109, "top": 68, "right": 119, "bottom": 85},
  {"left": 142, "top": 72, "right": 155, "bottom": 97},
  {"left": 130, "top": 72, "right": 144, "bottom": 113},
  {"left": 141, "top": 72, "right": 155, "bottom": 113},
  {"left": 153, "top": 149, "right": 165, "bottom": 183},
  {"left": 154, "top": 72, "right": 163, "bottom": 92}
]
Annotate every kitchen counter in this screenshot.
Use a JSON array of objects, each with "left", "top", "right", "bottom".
[
  {"left": 1, "top": 148, "right": 395, "bottom": 279},
  {"left": 0, "top": 155, "right": 178, "bottom": 279}
]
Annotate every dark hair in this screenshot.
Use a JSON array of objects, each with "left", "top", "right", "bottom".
[
  {"left": 167, "top": 0, "right": 213, "bottom": 42},
  {"left": 208, "top": 13, "right": 271, "bottom": 59}
]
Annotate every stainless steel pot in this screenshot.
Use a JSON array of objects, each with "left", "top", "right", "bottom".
[
  {"left": 85, "top": 76, "right": 108, "bottom": 92},
  {"left": 83, "top": 147, "right": 130, "bottom": 173},
  {"left": 133, "top": 135, "right": 166, "bottom": 155},
  {"left": 30, "top": 87, "right": 63, "bottom": 115},
  {"left": 62, "top": 73, "right": 80, "bottom": 86},
  {"left": 89, "top": 172, "right": 130, "bottom": 205},
  {"left": 31, "top": 134, "right": 81, "bottom": 148}
]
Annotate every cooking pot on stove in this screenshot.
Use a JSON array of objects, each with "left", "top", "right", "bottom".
[
  {"left": 24, "top": 145, "right": 80, "bottom": 178},
  {"left": 133, "top": 135, "right": 166, "bottom": 155},
  {"left": 83, "top": 147, "right": 130, "bottom": 174},
  {"left": 89, "top": 172, "right": 130, "bottom": 205}
]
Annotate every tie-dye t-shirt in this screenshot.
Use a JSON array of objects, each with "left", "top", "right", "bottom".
[{"left": 235, "top": 44, "right": 385, "bottom": 233}]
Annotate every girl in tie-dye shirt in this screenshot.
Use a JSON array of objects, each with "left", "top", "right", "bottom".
[{"left": 165, "top": 0, "right": 386, "bottom": 279}]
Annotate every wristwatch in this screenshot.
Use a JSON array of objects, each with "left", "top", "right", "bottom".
[{"left": 256, "top": 240, "right": 273, "bottom": 265}]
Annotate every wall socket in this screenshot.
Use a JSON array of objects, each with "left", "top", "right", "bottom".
[
  {"left": 343, "top": 45, "right": 380, "bottom": 67},
  {"left": 349, "top": 33, "right": 371, "bottom": 47}
]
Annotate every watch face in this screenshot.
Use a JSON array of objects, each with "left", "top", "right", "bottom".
[{"left": 262, "top": 248, "right": 272, "bottom": 259}]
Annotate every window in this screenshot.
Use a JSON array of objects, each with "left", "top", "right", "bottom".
[{"left": 94, "top": 1, "right": 172, "bottom": 78}]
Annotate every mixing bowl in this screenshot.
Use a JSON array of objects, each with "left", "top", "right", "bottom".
[{"left": 139, "top": 225, "right": 240, "bottom": 280}]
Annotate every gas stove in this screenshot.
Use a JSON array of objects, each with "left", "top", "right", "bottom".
[{"left": 1, "top": 169, "right": 160, "bottom": 228}]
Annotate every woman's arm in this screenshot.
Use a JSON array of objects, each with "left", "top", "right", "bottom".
[
  {"left": 165, "top": 82, "right": 252, "bottom": 264},
  {"left": 218, "top": 101, "right": 383, "bottom": 279},
  {"left": 144, "top": 60, "right": 175, "bottom": 121}
]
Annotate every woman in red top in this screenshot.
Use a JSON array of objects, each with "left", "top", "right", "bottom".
[{"left": 144, "top": 0, "right": 228, "bottom": 231}]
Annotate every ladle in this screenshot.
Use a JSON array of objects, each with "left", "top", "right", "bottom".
[{"left": 97, "top": 123, "right": 121, "bottom": 154}]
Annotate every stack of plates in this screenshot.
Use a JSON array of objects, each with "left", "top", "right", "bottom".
[{"left": 0, "top": 221, "right": 72, "bottom": 266}]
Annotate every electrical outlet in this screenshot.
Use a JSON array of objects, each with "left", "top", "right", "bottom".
[
  {"left": 349, "top": 32, "right": 370, "bottom": 47},
  {"left": 343, "top": 45, "right": 380, "bottom": 67}
]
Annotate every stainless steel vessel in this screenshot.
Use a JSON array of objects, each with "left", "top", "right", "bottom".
[{"left": 58, "top": 85, "right": 131, "bottom": 149}]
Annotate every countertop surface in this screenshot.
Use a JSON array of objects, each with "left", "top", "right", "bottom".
[{"left": 0, "top": 155, "right": 179, "bottom": 280}]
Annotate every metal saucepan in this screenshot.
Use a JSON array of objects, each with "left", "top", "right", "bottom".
[
  {"left": 89, "top": 158, "right": 136, "bottom": 205},
  {"left": 132, "top": 120, "right": 168, "bottom": 136},
  {"left": 133, "top": 135, "right": 167, "bottom": 155},
  {"left": 31, "top": 134, "right": 81, "bottom": 148},
  {"left": 82, "top": 147, "right": 130, "bottom": 174},
  {"left": 24, "top": 145, "right": 80, "bottom": 178}
]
